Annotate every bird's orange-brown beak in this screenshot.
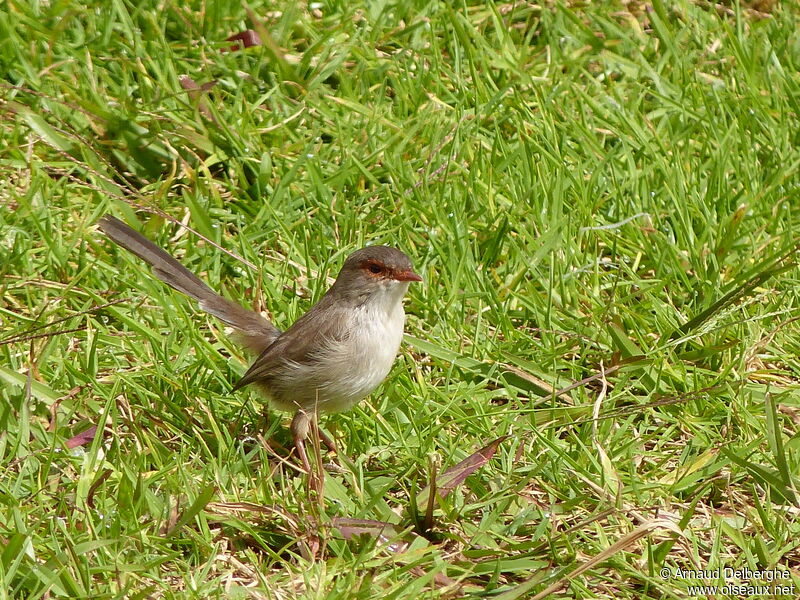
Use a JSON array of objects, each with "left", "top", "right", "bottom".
[{"left": 393, "top": 269, "right": 423, "bottom": 282}]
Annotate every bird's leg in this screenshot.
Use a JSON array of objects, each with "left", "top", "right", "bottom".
[
  {"left": 318, "top": 428, "right": 337, "bottom": 453},
  {"left": 291, "top": 410, "right": 312, "bottom": 475},
  {"left": 292, "top": 410, "right": 326, "bottom": 495}
]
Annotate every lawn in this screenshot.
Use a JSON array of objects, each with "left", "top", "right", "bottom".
[{"left": 2, "top": 0, "right": 800, "bottom": 598}]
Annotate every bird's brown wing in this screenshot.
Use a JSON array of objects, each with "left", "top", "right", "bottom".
[{"left": 231, "top": 294, "right": 348, "bottom": 391}]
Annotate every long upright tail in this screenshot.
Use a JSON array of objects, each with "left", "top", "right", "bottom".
[{"left": 98, "top": 215, "right": 280, "bottom": 353}]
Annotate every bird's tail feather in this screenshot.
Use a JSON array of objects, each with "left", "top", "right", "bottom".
[{"left": 98, "top": 214, "right": 280, "bottom": 353}]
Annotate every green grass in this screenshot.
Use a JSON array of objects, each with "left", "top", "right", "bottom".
[{"left": 2, "top": 0, "right": 800, "bottom": 597}]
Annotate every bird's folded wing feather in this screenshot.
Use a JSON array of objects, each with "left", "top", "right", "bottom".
[{"left": 232, "top": 295, "right": 349, "bottom": 390}]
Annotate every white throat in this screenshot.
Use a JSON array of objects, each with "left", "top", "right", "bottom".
[{"left": 322, "top": 280, "right": 409, "bottom": 412}]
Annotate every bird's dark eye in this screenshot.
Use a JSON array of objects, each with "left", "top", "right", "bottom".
[{"left": 368, "top": 263, "right": 383, "bottom": 274}]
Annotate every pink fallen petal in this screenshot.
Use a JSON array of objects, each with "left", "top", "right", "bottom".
[
  {"left": 226, "top": 30, "right": 262, "bottom": 51},
  {"left": 65, "top": 425, "right": 98, "bottom": 449},
  {"left": 332, "top": 518, "right": 409, "bottom": 552},
  {"left": 418, "top": 435, "right": 509, "bottom": 509}
]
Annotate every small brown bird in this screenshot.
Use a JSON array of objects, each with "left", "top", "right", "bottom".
[{"left": 98, "top": 215, "right": 421, "bottom": 473}]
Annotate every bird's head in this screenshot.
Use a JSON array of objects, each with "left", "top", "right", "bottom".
[{"left": 331, "top": 245, "right": 421, "bottom": 305}]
